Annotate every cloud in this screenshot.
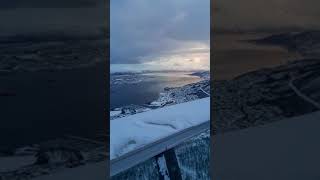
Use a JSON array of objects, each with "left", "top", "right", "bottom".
[
  {"left": 213, "top": 0, "right": 320, "bottom": 31},
  {"left": 111, "top": 0, "right": 210, "bottom": 66}
]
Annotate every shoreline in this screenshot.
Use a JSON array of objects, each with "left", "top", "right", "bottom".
[{"left": 110, "top": 71, "right": 205, "bottom": 110}]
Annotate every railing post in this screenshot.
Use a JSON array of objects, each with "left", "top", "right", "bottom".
[
  {"left": 156, "top": 148, "right": 182, "bottom": 180},
  {"left": 156, "top": 154, "right": 167, "bottom": 180}
]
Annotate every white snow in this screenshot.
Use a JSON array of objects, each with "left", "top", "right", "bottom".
[
  {"left": 110, "top": 111, "right": 122, "bottom": 117},
  {"left": 110, "top": 97, "right": 210, "bottom": 159},
  {"left": 213, "top": 110, "right": 320, "bottom": 180}
]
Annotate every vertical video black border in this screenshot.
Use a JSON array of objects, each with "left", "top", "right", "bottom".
[{"left": 105, "top": 0, "right": 111, "bottom": 178}]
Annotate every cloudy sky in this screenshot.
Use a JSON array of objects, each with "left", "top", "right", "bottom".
[
  {"left": 0, "top": 0, "right": 104, "bottom": 36},
  {"left": 213, "top": 0, "right": 320, "bottom": 32},
  {"left": 110, "top": 0, "right": 210, "bottom": 72}
]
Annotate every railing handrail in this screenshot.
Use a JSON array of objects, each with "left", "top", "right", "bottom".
[{"left": 110, "top": 120, "right": 210, "bottom": 176}]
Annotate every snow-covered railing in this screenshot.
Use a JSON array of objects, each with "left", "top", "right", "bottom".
[{"left": 110, "top": 98, "right": 210, "bottom": 176}]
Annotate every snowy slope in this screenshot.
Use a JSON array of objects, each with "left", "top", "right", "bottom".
[
  {"left": 32, "top": 161, "right": 107, "bottom": 180},
  {"left": 213, "top": 110, "right": 320, "bottom": 180},
  {"left": 0, "top": 156, "right": 35, "bottom": 173},
  {"left": 110, "top": 97, "right": 210, "bottom": 159},
  {"left": 212, "top": 59, "right": 320, "bottom": 134}
]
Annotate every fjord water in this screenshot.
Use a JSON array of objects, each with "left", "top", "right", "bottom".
[
  {"left": 0, "top": 64, "right": 106, "bottom": 150},
  {"left": 213, "top": 32, "right": 302, "bottom": 80},
  {"left": 110, "top": 72, "right": 201, "bottom": 109}
]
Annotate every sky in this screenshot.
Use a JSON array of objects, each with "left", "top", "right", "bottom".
[
  {"left": 110, "top": 0, "right": 210, "bottom": 72},
  {"left": 0, "top": 0, "right": 104, "bottom": 36},
  {"left": 213, "top": 0, "right": 320, "bottom": 32}
]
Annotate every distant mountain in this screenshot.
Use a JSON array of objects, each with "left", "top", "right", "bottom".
[
  {"left": 110, "top": 68, "right": 203, "bottom": 75},
  {"left": 190, "top": 71, "right": 210, "bottom": 80},
  {"left": 253, "top": 31, "right": 320, "bottom": 57},
  {"left": 0, "top": 32, "right": 104, "bottom": 44}
]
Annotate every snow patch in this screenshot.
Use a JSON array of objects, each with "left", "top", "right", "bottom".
[{"left": 110, "top": 111, "right": 122, "bottom": 117}]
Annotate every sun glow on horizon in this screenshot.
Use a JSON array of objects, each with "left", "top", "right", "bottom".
[{"left": 110, "top": 41, "right": 210, "bottom": 73}]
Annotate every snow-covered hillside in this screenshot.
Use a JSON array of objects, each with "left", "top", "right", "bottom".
[
  {"left": 150, "top": 80, "right": 210, "bottom": 107},
  {"left": 110, "top": 97, "right": 210, "bottom": 159},
  {"left": 212, "top": 59, "right": 320, "bottom": 134}
]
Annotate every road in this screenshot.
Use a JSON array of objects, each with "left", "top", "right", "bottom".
[
  {"left": 200, "top": 87, "right": 211, "bottom": 96},
  {"left": 110, "top": 120, "right": 210, "bottom": 176},
  {"left": 289, "top": 77, "right": 320, "bottom": 110}
]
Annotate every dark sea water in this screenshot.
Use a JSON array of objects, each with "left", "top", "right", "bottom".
[
  {"left": 0, "top": 65, "right": 106, "bottom": 150},
  {"left": 110, "top": 72, "right": 201, "bottom": 109},
  {"left": 213, "top": 33, "right": 302, "bottom": 80}
]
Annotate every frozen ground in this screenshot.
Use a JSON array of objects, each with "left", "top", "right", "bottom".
[{"left": 110, "top": 97, "right": 210, "bottom": 159}]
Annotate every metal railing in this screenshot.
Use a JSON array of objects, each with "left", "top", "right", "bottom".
[{"left": 110, "top": 120, "right": 210, "bottom": 177}]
